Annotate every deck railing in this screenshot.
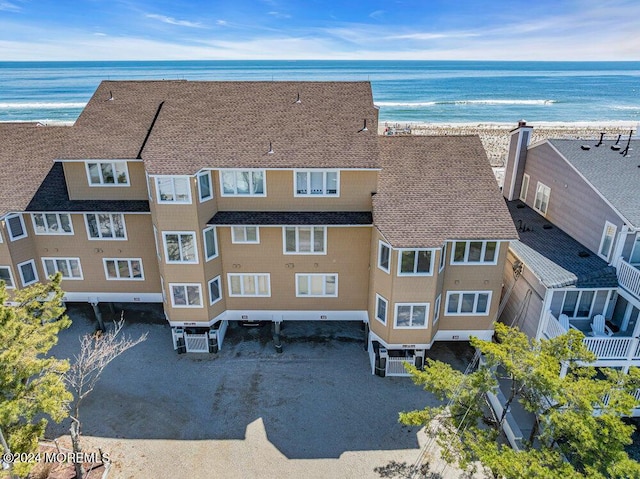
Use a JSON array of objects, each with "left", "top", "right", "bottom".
[
  {"left": 184, "top": 332, "right": 209, "bottom": 353},
  {"left": 617, "top": 259, "right": 640, "bottom": 299},
  {"left": 386, "top": 356, "right": 414, "bottom": 376}
]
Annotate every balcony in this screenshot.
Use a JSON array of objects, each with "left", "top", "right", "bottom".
[
  {"left": 617, "top": 259, "right": 640, "bottom": 299},
  {"left": 542, "top": 310, "right": 640, "bottom": 364}
]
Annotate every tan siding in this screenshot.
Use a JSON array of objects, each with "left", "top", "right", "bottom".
[
  {"left": 214, "top": 170, "right": 377, "bottom": 212},
  {"left": 368, "top": 230, "right": 394, "bottom": 341},
  {"left": 64, "top": 161, "right": 148, "bottom": 201},
  {"left": 219, "top": 226, "right": 371, "bottom": 310},
  {"left": 5, "top": 217, "right": 41, "bottom": 287},
  {"left": 523, "top": 143, "right": 624, "bottom": 255}
]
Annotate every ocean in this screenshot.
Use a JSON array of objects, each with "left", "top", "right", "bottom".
[{"left": 0, "top": 60, "right": 638, "bottom": 125}]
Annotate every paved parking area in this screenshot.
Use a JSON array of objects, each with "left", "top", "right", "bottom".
[{"left": 47, "top": 304, "right": 476, "bottom": 478}]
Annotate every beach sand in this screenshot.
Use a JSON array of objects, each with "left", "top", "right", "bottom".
[{"left": 379, "top": 122, "right": 638, "bottom": 167}]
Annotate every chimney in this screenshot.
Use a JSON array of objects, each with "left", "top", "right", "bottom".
[{"left": 504, "top": 120, "right": 534, "bottom": 201}]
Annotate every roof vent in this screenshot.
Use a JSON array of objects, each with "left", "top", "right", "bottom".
[
  {"left": 104, "top": 91, "right": 114, "bottom": 102},
  {"left": 611, "top": 145, "right": 621, "bottom": 151},
  {"left": 581, "top": 145, "right": 591, "bottom": 150},
  {"left": 578, "top": 251, "right": 590, "bottom": 258},
  {"left": 542, "top": 224, "right": 553, "bottom": 230},
  {"left": 293, "top": 92, "right": 301, "bottom": 104},
  {"left": 267, "top": 141, "right": 274, "bottom": 155},
  {"left": 595, "top": 132, "right": 604, "bottom": 147},
  {"left": 358, "top": 119, "right": 368, "bottom": 133}
]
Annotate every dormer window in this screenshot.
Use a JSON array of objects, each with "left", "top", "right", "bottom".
[
  {"left": 155, "top": 176, "right": 192, "bottom": 204},
  {"left": 294, "top": 170, "right": 339, "bottom": 196},
  {"left": 86, "top": 161, "right": 129, "bottom": 186}
]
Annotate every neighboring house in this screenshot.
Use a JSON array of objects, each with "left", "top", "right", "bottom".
[
  {"left": 500, "top": 121, "right": 640, "bottom": 375},
  {"left": 0, "top": 81, "right": 516, "bottom": 376}
]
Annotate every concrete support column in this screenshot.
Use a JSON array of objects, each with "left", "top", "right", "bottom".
[
  {"left": 90, "top": 302, "right": 105, "bottom": 331},
  {"left": 273, "top": 321, "right": 283, "bottom": 353},
  {"left": 363, "top": 322, "right": 370, "bottom": 351}
]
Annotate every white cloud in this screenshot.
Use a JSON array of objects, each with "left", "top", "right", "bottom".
[
  {"left": 0, "top": 1, "right": 21, "bottom": 12},
  {"left": 267, "top": 11, "right": 291, "bottom": 19},
  {"left": 145, "top": 13, "right": 204, "bottom": 28},
  {"left": 369, "top": 10, "right": 385, "bottom": 20},
  {"left": 216, "top": 20, "right": 228, "bottom": 26}
]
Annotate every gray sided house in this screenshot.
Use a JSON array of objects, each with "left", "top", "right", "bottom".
[{"left": 500, "top": 122, "right": 640, "bottom": 378}]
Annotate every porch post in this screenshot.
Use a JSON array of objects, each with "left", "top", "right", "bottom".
[
  {"left": 90, "top": 301, "right": 105, "bottom": 331},
  {"left": 363, "top": 321, "right": 370, "bottom": 351},
  {"left": 273, "top": 320, "right": 283, "bottom": 353}
]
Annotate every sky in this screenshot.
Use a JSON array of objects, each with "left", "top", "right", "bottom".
[{"left": 0, "top": 0, "right": 638, "bottom": 61}]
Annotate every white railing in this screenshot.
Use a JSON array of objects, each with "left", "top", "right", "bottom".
[
  {"left": 617, "top": 260, "right": 640, "bottom": 299},
  {"left": 368, "top": 340, "right": 376, "bottom": 375},
  {"left": 386, "top": 357, "right": 414, "bottom": 376},
  {"left": 582, "top": 337, "right": 634, "bottom": 359},
  {"left": 543, "top": 311, "right": 565, "bottom": 339},
  {"left": 185, "top": 333, "right": 209, "bottom": 353}
]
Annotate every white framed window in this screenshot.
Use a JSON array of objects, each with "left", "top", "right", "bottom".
[
  {"left": 533, "top": 182, "right": 551, "bottom": 215},
  {"left": 203, "top": 227, "right": 218, "bottom": 261},
  {"left": 519, "top": 173, "right": 530, "bottom": 202},
  {"left": 197, "top": 171, "right": 213, "bottom": 202},
  {"left": 220, "top": 170, "right": 265, "bottom": 196},
  {"left": 433, "top": 295, "right": 441, "bottom": 326},
  {"left": 631, "top": 235, "right": 640, "bottom": 265},
  {"left": 31, "top": 213, "right": 74, "bottom": 235},
  {"left": 375, "top": 294, "right": 388, "bottom": 325},
  {"left": 155, "top": 176, "right": 191, "bottom": 204},
  {"left": 208, "top": 276, "right": 222, "bottom": 305},
  {"left": 170, "top": 283, "right": 203, "bottom": 308},
  {"left": 394, "top": 303, "right": 429, "bottom": 329},
  {"left": 560, "top": 290, "right": 597, "bottom": 318},
  {"left": 162, "top": 232, "right": 198, "bottom": 263},
  {"left": 378, "top": 241, "right": 390, "bottom": 273},
  {"left": 231, "top": 226, "right": 260, "bottom": 244},
  {"left": 294, "top": 170, "right": 339, "bottom": 196},
  {"left": 42, "top": 257, "right": 83, "bottom": 280},
  {"left": 0, "top": 266, "right": 15, "bottom": 289},
  {"left": 296, "top": 274, "right": 338, "bottom": 297},
  {"left": 227, "top": 273, "right": 271, "bottom": 297},
  {"left": 86, "top": 161, "right": 129, "bottom": 186},
  {"left": 598, "top": 221, "right": 617, "bottom": 261},
  {"left": 439, "top": 244, "right": 446, "bottom": 272},
  {"left": 85, "top": 213, "right": 126, "bottom": 240},
  {"left": 451, "top": 241, "right": 499, "bottom": 265},
  {"left": 6, "top": 214, "right": 27, "bottom": 241},
  {"left": 445, "top": 291, "right": 492, "bottom": 316},
  {"left": 17, "top": 259, "right": 38, "bottom": 286},
  {"left": 103, "top": 258, "right": 144, "bottom": 280},
  {"left": 283, "top": 226, "right": 326, "bottom": 254},
  {"left": 398, "top": 249, "right": 434, "bottom": 276}
]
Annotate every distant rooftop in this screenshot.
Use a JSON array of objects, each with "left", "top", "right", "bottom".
[
  {"left": 507, "top": 200, "right": 617, "bottom": 289},
  {"left": 548, "top": 136, "right": 640, "bottom": 228}
]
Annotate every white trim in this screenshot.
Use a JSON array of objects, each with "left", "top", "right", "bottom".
[
  {"left": 85, "top": 161, "right": 130, "bottom": 187},
  {"left": 153, "top": 225, "right": 161, "bottom": 262},
  {"left": 368, "top": 330, "right": 432, "bottom": 350},
  {"left": 219, "top": 169, "right": 267, "bottom": 197},
  {"left": 433, "top": 294, "right": 441, "bottom": 326},
  {"left": 31, "top": 213, "right": 74, "bottom": 235},
  {"left": 432, "top": 329, "right": 494, "bottom": 342},
  {"left": 61, "top": 292, "right": 163, "bottom": 303},
  {"left": 227, "top": 273, "right": 271, "bottom": 297},
  {"left": 439, "top": 244, "right": 446, "bottom": 272},
  {"left": 282, "top": 226, "right": 327, "bottom": 255},
  {"left": 630, "top": 233, "right": 640, "bottom": 265},
  {"left": 162, "top": 231, "right": 199, "bottom": 264},
  {"left": 197, "top": 171, "right": 214, "bottom": 202},
  {"left": 293, "top": 169, "right": 340, "bottom": 197},
  {"left": 394, "top": 302, "right": 430, "bottom": 329},
  {"left": 167, "top": 309, "right": 369, "bottom": 327},
  {"left": 375, "top": 294, "right": 388, "bottom": 325},
  {"left": 444, "top": 291, "right": 493, "bottom": 316},
  {"left": 397, "top": 248, "right": 436, "bottom": 276},
  {"left": 598, "top": 221, "right": 617, "bottom": 261},
  {"left": 84, "top": 213, "right": 127, "bottom": 240},
  {"left": 533, "top": 181, "right": 551, "bottom": 215},
  {"left": 450, "top": 240, "right": 500, "bottom": 265},
  {"left": 0, "top": 266, "right": 15, "bottom": 289},
  {"left": 17, "top": 259, "right": 38, "bottom": 286},
  {"left": 0, "top": 228, "right": 3, "bottom": 243},
  {"left": 377, "top": 240, "right": 391, "bottom": 273},
  {"left": 41, "top": 257, "right": 83, "bottom": 280},
  {"left": 231, "top": 226, "right": 260, "bottom": 244},
  {"left": 295, "top": 273, "right": 338, "bottom": 297},
  {"left": 203, "top": 226, "right": 219, "bottom": 261},
  {"left": 208, "top": 276, "right": 223, "bottom": 305},
  {"left": 519, "top": 173, "right": 530, "bottom": 202},
  {"left": 58, "top": 158, "right": 142, "bottom": 163},
  {"left": 155, "top": 176, "right": 192, "bottom": 204},
  {"left": 6, "top": 213, "right": 27, "bottom": 241},
  {"left": 169, "top": 283, "right": 204, "bottom": 308},
  {"left": 103, "top": 258, "right": 145, "bottom": 281}
]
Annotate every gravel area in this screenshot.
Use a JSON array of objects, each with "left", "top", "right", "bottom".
[{"left": 45, "top": 304, "right": 479, "bottom": 479}]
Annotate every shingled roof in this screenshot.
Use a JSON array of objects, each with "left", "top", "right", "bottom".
[
  {"left": 61, "top": 80, "right": 380, "bottom": 174},
  {"left": 548, "top": 138, "right": 640, "bottom": 228},
  {"left": 373, "top": 135, "right": 518, "bottom": 248},
  {"left": 0, "top": 123, "right": 69, "bottom": 218}
]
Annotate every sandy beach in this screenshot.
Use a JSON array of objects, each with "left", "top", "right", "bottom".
[{"left": 379, "top": 122, "right": 638, "bottom": 166}]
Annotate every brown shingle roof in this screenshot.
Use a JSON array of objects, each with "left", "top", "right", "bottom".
[
  {"left": 61, "top": 80, "right": 380, "bottom": 173},
  {"left": 374, "top": 135, "right": 518, "bottom": 248},
  {"left": 0, "top": 123, "right": 69, "bottom": 218}
]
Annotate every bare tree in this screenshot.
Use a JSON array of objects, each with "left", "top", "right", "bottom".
[{"left": 65, "top": 313, "right": 147, "bottom": 479}]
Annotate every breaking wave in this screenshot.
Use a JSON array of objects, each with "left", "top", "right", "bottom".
[
  {"left": 376, "top": 99, "right": 556, "bottom": 107},
  {"left": 0, "top": 102, "right": 87, "bottom": 109}
]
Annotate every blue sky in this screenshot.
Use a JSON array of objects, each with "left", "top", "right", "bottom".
[{"left": 0, "top": 0, "right": 638, "bottom": 61}]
